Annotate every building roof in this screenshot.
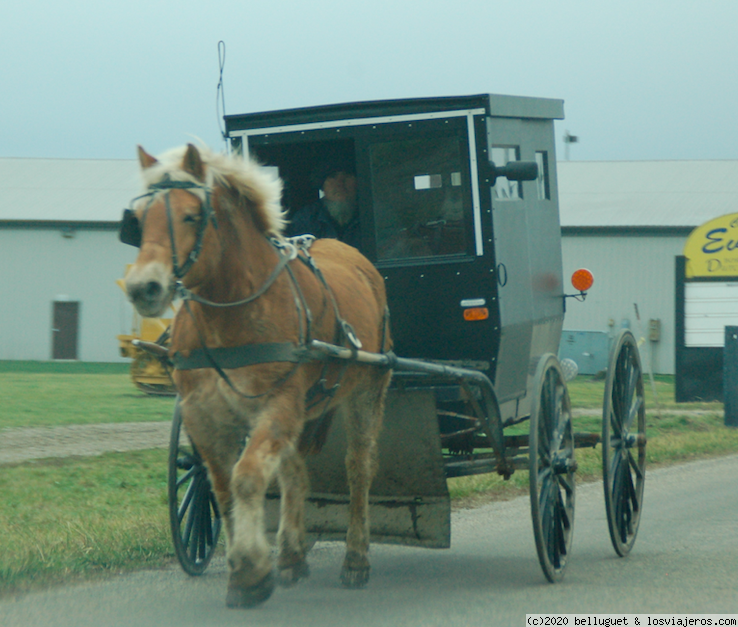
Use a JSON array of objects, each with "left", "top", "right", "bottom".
[
  {"left": 2, "top": 156, "right": 738, "bottom": 229},
  {"left": 557, "top": 160, "right": 738, "bottom": 229},
  {"left": 0, "top": 157, "right": 140, "bottom": 223}
]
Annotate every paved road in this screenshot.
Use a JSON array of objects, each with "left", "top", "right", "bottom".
[{"left": 3, "top": 454, "right": 737, "bottom": 626}]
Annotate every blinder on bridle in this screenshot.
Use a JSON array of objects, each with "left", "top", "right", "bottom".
[
  {"left": 119, "top": 208, "right": 142, "bottom": 247},
  {"left": 118, "top": 177, "right": 217, "bottom": 279}
]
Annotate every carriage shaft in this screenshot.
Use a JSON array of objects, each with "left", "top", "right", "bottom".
[{"left": 308, "top": 340, "right": 511, "bottom": 477}]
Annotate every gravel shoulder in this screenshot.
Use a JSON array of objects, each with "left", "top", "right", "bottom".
[
  {"left": 0, "top": 407, "right": 721, "bottom": 466},
  {"left": 0, "top": 422, "right": 172, "bottom": 465}
]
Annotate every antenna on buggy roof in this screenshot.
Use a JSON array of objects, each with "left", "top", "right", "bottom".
[{"left": 216, "top": 40, "right": 228, "bottom": 150}]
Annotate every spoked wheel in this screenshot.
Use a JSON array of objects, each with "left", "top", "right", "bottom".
[
  {"left": 602, "top": 329, "right": 646, "bottom": 557},
  {"left": 529, "top": 354, "right": 576, "bottom": 583},
  {"left": 168, "top": 398, "right": 222, "bottom": 575}
]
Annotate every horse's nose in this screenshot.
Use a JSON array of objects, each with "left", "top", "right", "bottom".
[
  {"left": 144, "top": 280, "right": 163, "bottom": 300},
  {"left": 129, "top": 280, "right": 163, "bottom": 303}
]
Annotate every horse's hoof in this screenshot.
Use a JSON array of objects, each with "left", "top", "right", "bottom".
[
  {"left": 340, "top": 551, "right": 370, "bottom": 589},
  {"left": 226, "top": 571, "right": 275, "bottom": 608},
  {"left": 340, "top": 565, "right": 370, "bottom": 589},
  {"left": 278, "top": 560, "right": 310, "bottom": 587}
]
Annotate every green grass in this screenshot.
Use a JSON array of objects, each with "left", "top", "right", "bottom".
[
  {"left": 0, "top": 362, "right": 174, "bottom": 430},
  {"left": 566, "top": 373, "right": 722, "bottom": 412},
  {"left": 0, "top": 449, "right": 173, "bottom": 596},
  {"left": 0, "top": 361, "right": 130, "bottom": 375},
  {"left": 1, "top": 368, "right": 737, "bottom": 596}
]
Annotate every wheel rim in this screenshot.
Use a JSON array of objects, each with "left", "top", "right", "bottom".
[
  {"left": 168, "top": 400, "right": 222, "bottom": 575},
  {"left": 529, "top": 355, "right": 576, "bottom": 583},
  {"left": 602, "top": 330, "right": 646, "bottom": 557}
]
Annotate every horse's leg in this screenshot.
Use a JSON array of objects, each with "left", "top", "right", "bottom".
[
  {"left": 203, "top": 458, "right": 235, "bottom": 551},
  {"left": 225, "top": 398, "right": 304, "bottom": 608},
  {"left": 180, "top": 408, "right": 241, "bottom": 560},
  {"left": 275, "top": 448, "right": 310, "bottom": 586},
  {"left": 225, "top": 423, "right": 279, "bottom": 607},
  {"left": 340, "top": 372, "right": 389, "bottom": 588}
]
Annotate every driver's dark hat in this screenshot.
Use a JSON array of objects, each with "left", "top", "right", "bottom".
[{"left": 310, "top": 156, "right": 355, "bottom": 189}]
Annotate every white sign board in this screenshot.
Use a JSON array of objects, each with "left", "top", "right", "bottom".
[{"left": 685, "top": 282, "right": 738, "bottom": 347}]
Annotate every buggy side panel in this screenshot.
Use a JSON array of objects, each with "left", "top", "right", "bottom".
[
  {"left": 265, "top": 388, "right": 451, "bottom": 548},
  {"left": 487, "top": 115, "right": 564, "bottom": 419}
]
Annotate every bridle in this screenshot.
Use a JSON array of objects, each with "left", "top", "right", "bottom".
[
  {"left": 120, "top": 177, "right": 215, "bottom": 279},
  {"left": 119, "top": 176, "right": 297, "bottom": 306}
]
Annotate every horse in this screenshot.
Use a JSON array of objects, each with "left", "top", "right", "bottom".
[{"left": 122, "top": 143, "right": 392, "bottom": 608}]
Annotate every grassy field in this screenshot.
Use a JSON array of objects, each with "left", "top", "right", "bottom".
[
  {"left": 1, "top": 363, "right": 737, "bottom": 596},
  {"left": 0, "top": 361, "right": 174, "bottom": 430}
]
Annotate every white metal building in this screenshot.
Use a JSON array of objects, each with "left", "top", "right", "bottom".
[
  {"left": 558, "top": 160, "right": 738, "bottom": 374},
  {"left": 3, "top": 156, "right": 738, "bottom": 369},
  {"left": 0, "top": 158, "right": 141, "bottom": 362}
]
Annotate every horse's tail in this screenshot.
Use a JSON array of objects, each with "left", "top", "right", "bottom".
[{"left": 298, "top": 410, "right": 336, "bottom": 455}]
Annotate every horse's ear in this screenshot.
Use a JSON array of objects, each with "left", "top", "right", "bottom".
[
  {"left": 137, "top": 146, "right": 158, "bottom": 170},
  {"left": 182, "top": 144, "right": 206, "bottom": 182}
]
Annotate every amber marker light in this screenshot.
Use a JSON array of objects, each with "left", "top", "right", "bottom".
[
  {"left": 463, "top": 307, "right": 489, "bottom": 321},
  {"left": 571, "top": 268, "right": 594, "bottom": 293}
]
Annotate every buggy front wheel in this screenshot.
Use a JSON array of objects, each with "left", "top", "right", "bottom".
[{"left": 168, "top": 398, "right": 222, "bottom": 575}]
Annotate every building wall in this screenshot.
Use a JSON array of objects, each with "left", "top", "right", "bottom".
[
  {"left": 1, "top": 227, "right": 138, "bottom": 362},
  {"left": 561, "top": 233, "right": 686, "bottom": 374},
  {"left": 0, "top": 225, "right": 688, "bottom": 370}
]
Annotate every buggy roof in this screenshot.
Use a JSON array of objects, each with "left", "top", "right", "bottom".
[{"left": 225, "top": 93, "right": 565, "bottom": 135}]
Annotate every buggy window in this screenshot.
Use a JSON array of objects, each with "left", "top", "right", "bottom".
[
  {"left": 535, "top": 150, "right": 550, "bottom": 200},
  {"left": 370, "top": 136, "right": 471, "bottom": 261}
]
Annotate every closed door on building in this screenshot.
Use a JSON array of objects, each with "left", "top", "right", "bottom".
[{"left": 52, "top": 301, "right": 79, "bottom": 360}]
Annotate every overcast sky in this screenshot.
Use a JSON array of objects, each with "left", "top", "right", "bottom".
[{"left": 3, "top": 0, "right": 737, "bottom": 162}]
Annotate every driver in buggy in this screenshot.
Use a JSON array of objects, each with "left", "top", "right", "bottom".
[{"left": 285, "top": 158, "right": 360, "bottom": 250}]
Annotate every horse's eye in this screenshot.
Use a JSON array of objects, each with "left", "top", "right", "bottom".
[{"left": 183, "top": 214, "right": 200, "bottom": 224}]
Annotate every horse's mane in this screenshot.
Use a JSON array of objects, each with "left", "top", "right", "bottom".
[{"left": 141, "top": 145, "right": 286, "bottom": 236}]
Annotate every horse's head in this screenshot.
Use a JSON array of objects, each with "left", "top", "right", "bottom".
[
  {"left": 121, "top": 143, "right": 285, "bottom": 318},
  {"left": 122, "top": 144, "right": 218, "bottom": 317}
]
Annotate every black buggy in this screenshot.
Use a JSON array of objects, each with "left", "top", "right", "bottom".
[{"left": 164, "top": 93, "right": 646, "bottom": 583}]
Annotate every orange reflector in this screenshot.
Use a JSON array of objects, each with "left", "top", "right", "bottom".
[
  {"left": 463, "top": 307, "right": 489, "bottom": 321},
  {"left": 571, "top": 268, "right": 594, "bottom": 292}
]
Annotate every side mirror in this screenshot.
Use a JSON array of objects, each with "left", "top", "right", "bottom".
[{"left": 489, "top": 160, "right": 539, "bottom": 184}]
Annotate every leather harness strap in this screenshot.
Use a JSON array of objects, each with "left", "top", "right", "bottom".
[
  {"left": 172, "top": 342, "right": 311, "bottom": 370},
  {"left": 173, "top": 235, "right": 362, "bottom": 406}
]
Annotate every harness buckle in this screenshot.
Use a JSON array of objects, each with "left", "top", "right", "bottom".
[
  {"left": 286, "top": 234, "right": 316, "bottom": 252},
  {"left": 341, "top": 321, "right": 363, "bottom": 350}
]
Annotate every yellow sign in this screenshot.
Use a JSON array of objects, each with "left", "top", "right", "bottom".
[{"left": 684, "top": 212, "right": 738, "bottom": 278}]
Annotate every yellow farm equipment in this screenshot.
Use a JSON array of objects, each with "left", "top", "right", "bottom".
[{"left": 117, "top": 274, "right": 176, "bottom": 396}]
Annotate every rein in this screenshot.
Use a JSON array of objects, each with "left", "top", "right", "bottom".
[
  {"left": 175, "top": 239, "right": 298, "bottom": 307},
  {"left": 175, "top": 236, "right": 360, "bottom": 404}
]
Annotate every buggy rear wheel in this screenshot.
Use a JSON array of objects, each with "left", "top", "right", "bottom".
[
  {"left": 602, "top": 329, "right": 646, "bottom": 557},
  {"left": 529, "top": 354, "right": 576, "bottom": 583},
  {"left": 168, "top": 398, "right": 222, "bottom": 575}
]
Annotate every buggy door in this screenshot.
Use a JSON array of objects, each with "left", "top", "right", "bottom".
[{"left": 359, "top": 115, "right": 499, "bottom": 369}]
